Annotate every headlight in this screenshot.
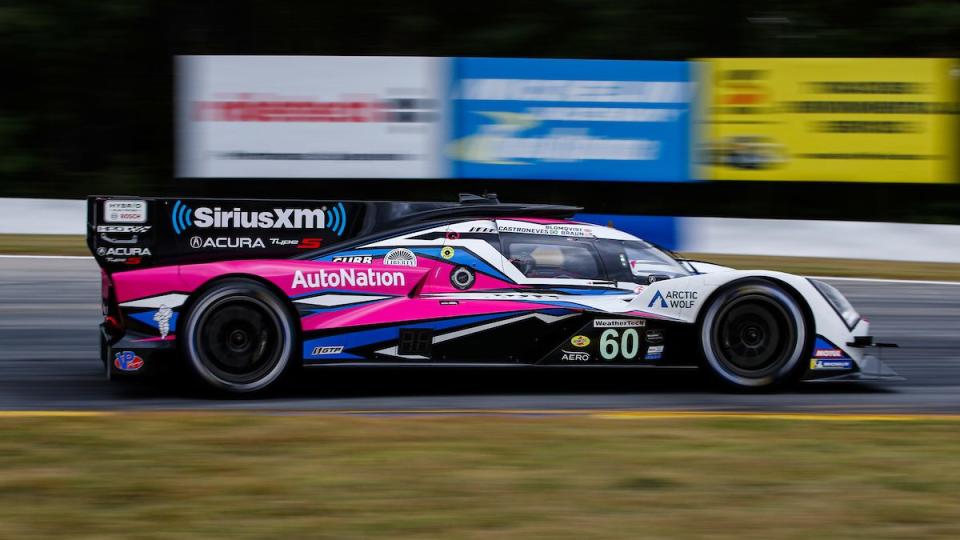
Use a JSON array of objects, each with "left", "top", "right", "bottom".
[{"left": 809, "top": 279, "right": 861, "bottom": 329}]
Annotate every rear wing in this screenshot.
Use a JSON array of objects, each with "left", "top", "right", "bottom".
[{"left": 86, "top": 196, "right": 580, "bottom": 272}]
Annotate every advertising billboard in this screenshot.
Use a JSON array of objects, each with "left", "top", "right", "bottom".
[
  {"left": 449, "top": 58, "right": 696, "bottom": 181},
  {"left": 176, "top": 56, "right": 445, "bottom": 178},
  {"left": 699, "top": 58, "right": 958, "bottom": 183}
]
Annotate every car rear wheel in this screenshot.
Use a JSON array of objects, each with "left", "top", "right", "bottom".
[
  {"left": 699, "top": 280, "right": 809, "bottom": 390},
  {"left": 182, "top": 279, "right": 295, "bottom": 394}
]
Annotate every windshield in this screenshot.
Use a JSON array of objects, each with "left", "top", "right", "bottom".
[{"left": 595, "top": 239, "right": 690, "bottom": 283}]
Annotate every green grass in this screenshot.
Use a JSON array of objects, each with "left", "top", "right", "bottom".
[
  {"left": 2, "top": 235, "right": 959, "bottom": 281},
  {"left": 1, "top": 413, "right": 960, "bottom": 539},
  {"left": 0, "top": 234, "right": 88, "bottom": 256}
]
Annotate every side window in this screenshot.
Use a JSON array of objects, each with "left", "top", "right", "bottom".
[
  {"left": 500, "top": 233, "right": 605, "bottom": 280},
  {"left": 595, "top": 240, "right": 638, "bottom": 283},
  {"left": 596, "top": 239, "right": 689, "bottom": 282}
]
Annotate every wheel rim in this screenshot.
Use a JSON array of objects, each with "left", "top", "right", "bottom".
[
  {"left": 715, "top": 296, "right": 792, "bottom": 375},
  {"left": 194, "top": 296, "right": 285, "bottom": 385}
]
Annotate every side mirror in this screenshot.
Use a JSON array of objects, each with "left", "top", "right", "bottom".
[{"left": 646, "top": 274, "right": 670, "bottom": 284}]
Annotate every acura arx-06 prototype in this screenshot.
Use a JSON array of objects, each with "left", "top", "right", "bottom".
[{"left": 88, "top": 194, "right": 898, "bottom": 394}]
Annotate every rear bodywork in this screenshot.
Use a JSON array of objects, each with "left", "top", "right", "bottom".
[{"left": 89, "top": 196, "right": 898, "bottom": 382}]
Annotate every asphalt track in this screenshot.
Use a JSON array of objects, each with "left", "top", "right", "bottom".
[{"left": 1, "top": 257, "right": 959, "bottom": 413}]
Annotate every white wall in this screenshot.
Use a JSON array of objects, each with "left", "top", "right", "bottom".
[
  {"left": 0, "top": 198, "right": 85, "bottom": 235},
  {"left": 2, "top": 198, "right": 959, "bottom": 263},
  {"left": 679, "top": 218, "right": 960, "bottom": 263}
]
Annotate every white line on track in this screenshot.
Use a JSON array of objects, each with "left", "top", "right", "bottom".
[
  {"left": 1, "top": 255, "right": 959, "bottom": 286},
  {"left": 0, "top": 254, "right": 93, "bottom": 260}
]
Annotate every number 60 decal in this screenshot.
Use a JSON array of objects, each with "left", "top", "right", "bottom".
[{"left": 599, "top": 329, "right": 640, "bottom": 360}]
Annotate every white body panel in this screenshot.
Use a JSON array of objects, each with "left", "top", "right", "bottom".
[{"left": 361, "top": 217, "right": 873, "bottom": 372}]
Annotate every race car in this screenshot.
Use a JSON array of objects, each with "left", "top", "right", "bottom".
[{"left": 87, "top": 194, "right": 898, "bottom": 394}]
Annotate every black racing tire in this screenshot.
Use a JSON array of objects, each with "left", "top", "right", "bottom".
[
  {"left": 181, "top": 279, "right": 295, "bottom": 394},
  {"left": 699, "top": 280, "right": 809, "bottom": 390}
]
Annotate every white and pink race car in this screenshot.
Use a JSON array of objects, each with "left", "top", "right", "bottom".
[{"left": 88, "top": 194, "right": 898, "bottom": 394}]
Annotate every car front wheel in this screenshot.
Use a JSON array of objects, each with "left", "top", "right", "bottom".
[{"left": 699, "top": 280, "right": 809, "bottom": 390}]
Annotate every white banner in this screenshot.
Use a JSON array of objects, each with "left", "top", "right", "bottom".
[{"left": 176, "top": 56, "right": 445, "bottom": 178}]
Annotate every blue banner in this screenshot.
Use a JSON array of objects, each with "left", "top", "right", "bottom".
[{"left": 448, "top": 58, "right": 695, "bottom": 182}]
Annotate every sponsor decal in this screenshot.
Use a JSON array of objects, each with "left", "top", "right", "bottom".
[
  {"left": 297, "top": 238, "right": 323, "bottom": 249},
  {"left": 647, "top": 289, "right": 698, "bottom": 309},
  {"left": 105, "top": 257, "right": 143, "bottom": 265},
  {"left": 114, "top": 351, "right": 144, "bottom": 371},
  {"left": 96, "top": 225, "right": 151, "bottom": 233},
  {"left": 332, "top": 255, "right": 373, "bottom": 264},
  {"left": 593, "top": 319, "right": 646, "bottom": 328},
  {"left": 291, "top": 269, "right": 406, "bottom": 289},
  {"left": 645, "top": 344, "right": 664, "bottom": 361},
  {"left": 814, "top": 348, "right": 844, "bottom": 358},
  {"left": 312, "top": 346, "right": 345, "bottom": 355},
  {"left": 383, "top": 248, "right": 418, "bottom": 267},
  {"left": 570, "top": 335, "right": 591, "bottom": 348},
  {"left": 469, "top": 226, "right": 497, "bottom": 234},
  {"left": 154, "top": 305, "right": 173, "bottom": 340},
  {"left": 104, "top": 200, "right": 147, "bottom": 223},
  {"left": 811, "top": 358, "right": 854, "bottom": 370},
  {"left": 645, "top": 329, "right": 664, "bottom": 342},
  {"left": 97, "top": 247, "right": 152, "bottom": 257},
  {"left": 440, "top": 246, "right": 456, "bottom": 259},
  {"left": 171, "top": 200, "right": 348, "bottom": 236},
  {"left": 497, "top": 223, "right": 593, "bottom": 237},
  {"left": 561, "top": 350, "right": 591, "bottom": 362},
  {"left": 189, "top": 236, "right": 265, "bottom": 249}
]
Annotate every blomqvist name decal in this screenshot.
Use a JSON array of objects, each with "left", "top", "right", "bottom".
[{"left": 292, "top": 269, "right": 406, "bottom": 289}]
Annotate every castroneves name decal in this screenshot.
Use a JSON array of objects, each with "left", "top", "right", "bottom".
[
  {"left": 497, "top": 222, "right": 594, "bottom": 237},
  {"left": 171, "top": 200, "right": 348, "bottom": 236},
  {"left": 292, "top": 269, "right": 406, "bottom": 289},
  {"left": 648, "top": 290, "right": 698, "bottom": 309}
]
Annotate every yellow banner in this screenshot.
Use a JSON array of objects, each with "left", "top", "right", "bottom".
[{"left": 699, "top": 58, "right": 958, "bottom": 182}]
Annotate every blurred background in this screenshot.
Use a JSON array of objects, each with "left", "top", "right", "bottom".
[
  {"left": 2, "top": 0, "right": 960, "bottom": 225},
  {"left": 3, "top": 4, "right": 960, "bottom": 538}
]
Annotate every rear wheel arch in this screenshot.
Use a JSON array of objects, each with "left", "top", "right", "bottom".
[{"left": 179, "top": 273, "right": 302, "bottom": 339}]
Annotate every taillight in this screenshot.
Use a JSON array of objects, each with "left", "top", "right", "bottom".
[
  {"left": 101, "top": 270, "right": 124, "bottom": 336},
  {"left": 104, "top": 316, "right": 123, "bottom": 338}
]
